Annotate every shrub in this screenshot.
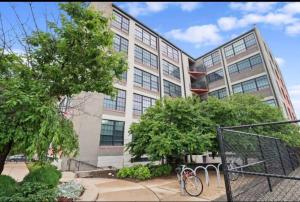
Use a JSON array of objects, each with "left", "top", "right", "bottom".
[
  {"left": 0, "top": 175, "right": 18, "bottom": 197},
  {"left": 133, "top": 166, "right": 151, "bottom": 180},
  {"left": 0, "top": 182, "right": 57, "bottom": 202},
  {"left": 117, "top": 165, "right": 151, "bottom": 180},
  {"left": 149, "top": 164, "right": 172, "bottom": 178},
  {"left": 57, "top": 180, "right": 84, "bottom": 199},
  {"left": 22, "top": 165, "right": 61, "bottom": 188}
]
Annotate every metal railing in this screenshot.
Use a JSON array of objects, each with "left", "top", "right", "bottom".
[{"left": 217, "top": 120, "right": 300, "bottom": 201}]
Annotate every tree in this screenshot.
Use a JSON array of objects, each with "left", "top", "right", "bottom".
[
  {"left": 128, "top": 94, "right": 300, "bottom": 164},
  {"left": 128, "top": 96, "right": 215, "bottom": 164},
  {"left": 0, "top": 3, "right": 127, "bottom": 174}
]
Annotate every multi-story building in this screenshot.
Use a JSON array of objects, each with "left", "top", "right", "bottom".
[{"left": 61, "top": 2, "right": 297, "bottom": 169}]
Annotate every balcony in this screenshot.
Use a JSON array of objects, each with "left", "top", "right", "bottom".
[
  {"left": 190, "top": 80, "right": 208, "bottom": 95},
  {"left": 189, "top": 64, "right": 206, "bottom": 78}
]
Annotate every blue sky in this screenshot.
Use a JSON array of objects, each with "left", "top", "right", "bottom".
[{"left": 1, "top": 2, "right": 300, "bottom": 118}]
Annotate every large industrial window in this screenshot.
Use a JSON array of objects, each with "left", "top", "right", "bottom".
[
  {"left": 161, "top": 42, "right": 179, "bottom": 62},
  {"left": 133, "top": 94, "right": 156, "bottom": 116},
  {"left": 232, "top": 75, "right": 270, "bottom": 94},
  {"left": 100, "top": 120, "right": 124, "bottom": 146},
  {"left": 113, "top": 34, "right": 128, "bottom": 53},
  {"left": 228, "top": 54, "right": 262, "bottom": 74},
  {"left": 224, "top": 33, "right": 257, "bottom": 58},
  {"left": 134, "top": 68, "right": 159, "bottom": 92},
  {"left": 264, "top": 99, "right": 276, "bottom": 107},
  {"left": 162, "top": 60, "right": 180, "bottom": 80},
  {"left": 135, "top": 26, "right": 157, "bottom": 49},
  {"left": 134, "top": 45, "right": 158, "bottom": 69},
  {"left": 207, "top": 69, "right": 224, "bottom": 83},
  {"left": 103, "top": 89, "right": 126, "bottom": 112},
  {"left": 203, "top": 51, "right": 221, "bottom": 68},
  {"left": 209, "top": 88, "right": 227, "bottom": 99},
  {"left": 163, "top": 80, "right": 182, "bottom": 97},
  {"left": 112, "top": 11, "right": 129, "bottom": 33}
]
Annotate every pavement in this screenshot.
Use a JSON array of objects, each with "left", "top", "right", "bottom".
[
  {"left": 2, "top": 162, "right": 29, "bottom": 182},
  {"left": 2, "top": 163, "right": 226, "bottom": 201}
]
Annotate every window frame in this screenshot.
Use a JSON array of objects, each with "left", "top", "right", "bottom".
[
  {"left": 133, "top": 93, "right": 156, "bottom": 116},
  {"left": 100, "top": 120, "right": 125, "bottom": 146},
  {"left": 134, "top": 45, "right": 158, "bottom": 69},
  {"left": 134, "top": 67, "right": 159, "bottom": 92},
  {"left": 103, "top": 89, "right": 126, "bottom": 112},
  {"left": 163, "top": 79, "right": 182, "bottom": 97}
]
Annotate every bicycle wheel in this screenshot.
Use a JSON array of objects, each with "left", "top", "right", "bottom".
[{"left": 184, "top": 175, "right": 203, "bottom": 197}]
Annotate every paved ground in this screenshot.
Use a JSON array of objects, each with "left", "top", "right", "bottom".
[
  {"left": 2, "top": 162, "right": 29, "bottom": 182},
  {"left": 94, "top": 173, "right": 225, "bottom": 201},
  {"left": 2, "top": 163, "right": 226, "bottom": 201}
]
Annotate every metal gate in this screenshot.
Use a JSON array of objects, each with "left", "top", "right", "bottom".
[{"left": 217, "top": 120, "right": 300, "bottom": 201}]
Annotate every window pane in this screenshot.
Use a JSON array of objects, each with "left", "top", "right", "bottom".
[
  {"left": 133, "top": 94, "right": 156, "bottom": 115},
  {"left": 242, "top": 80, "right": 257, "bottom": 92},
  {"left": 250, "top": 54, "right": 262, "bottom": 66},
  {"left": 224, "top": 45, "right": 234, "bottom": 58},
  {"left": 237, "top": 59, "right": 251, "bottom": 71},
  {"left": 256, "top": 75, "right": 269, "bottom": 90},
  {"left": 245, "top": 33, "right": 256, "bottom": 48},
  {"left": 207, "top": 69, "right": 224, "bottom": 83},
  {"left": 164, "top": 80, "right": 181, "bottom": 97},
  {"left": 233, "top": 39, "right": 246, "bottom": 55},
  {"left": 233, "top": 84, "right": 243, "bottom": 94},
  {"left": 228, "top": 64, "right": 238, "bottom": 74},
  {"left": 100, "top": 120, "right": 124, "bottom": 146}
]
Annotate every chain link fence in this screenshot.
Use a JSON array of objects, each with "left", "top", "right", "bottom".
[{"left": 218, "top": 120, "right": 300, "bottom": 201}]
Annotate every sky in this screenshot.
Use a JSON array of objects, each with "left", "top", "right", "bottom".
[{"left": 0, "top": 2, "right": 300, "bottom": 118}]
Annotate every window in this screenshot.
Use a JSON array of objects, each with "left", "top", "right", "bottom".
[
  {"left": 228, "top": 54, "right": 263, "bottom": 74},
  {"left": 209, "top": 88, "right": 227, "bottom": 99},
  {"left": 232, "top": 75, "right": 270, "bottom": 94},
  {"left": 161, "top": 41, "right": 179, "bottom": 62},
  {"left": 162, "top": 60, "right": 180, "bottom": 80},
  {"left": 163, "top": 80, "right": 182, "bottom": 97},
  {"left": 134, "top": 68, "right": 159, "bottom": 92},
  {"left": 134, "top": 45, "right": 158, "bottom": 69},
  {"left": 264, "top": 99, "right": 276, "bottom": 107},
  {"left": 224, "top": 33, "right": 257, "bottom": 58},
  {"left": 112, "top": 11, "right": 129, "bottom": 33},
  {"left": 103, "top": 89, "right": 126, "bottom": 112},
  {"left": 203, "top": 51, "right": 221, "bottom": 68},
  {"left": 133, "top": 94, "right": 156, "bottom": 116},
  {"left": 113, "top": 35, "right": 128, "bottom": 53},
  {"left": 135, "top": 26, "right": 157, "bottom": 49},
  {"left": 100, "top": 120, "right": 124, "bottom": 146},
  {"left": 207, "top": 69, "right": 224, "bottom": 83}
]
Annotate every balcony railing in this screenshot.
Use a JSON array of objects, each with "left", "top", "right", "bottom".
[
  {"left": 191, "top": 80, "right": 208, "bottom": 89},
  {"left": 189, "top": 64, "right": 206, "bottom": 73}
]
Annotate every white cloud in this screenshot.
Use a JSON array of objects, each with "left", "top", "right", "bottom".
[
  {"left": 217, "top": 12, "right": 298, "bottom": 31},
  {"left": 288, "top": 85, "right": 300, "bottom": 118},
  {"left": 286, "top": 23, "right": 300, "bottom": 36},
  {"left": 178, "top": 2, "right": 201, "bottom": 11},
  {"left": 275, "top": 57, "right": 285, "bottom": 67},
  {"left": 229, "top": 2, "right": 278, "bottom": 13},
  {"left": 281, "top": 2, "right": 300, "bottom": 15},
  {"left": 165, "top": 24, "right": 222, "bottom": 47},
  {"left": 121, "top": 2, "right": 201, "bottom": 17},
  {"left": 218, "top": 17, "right": 238, "bottom": 31}
]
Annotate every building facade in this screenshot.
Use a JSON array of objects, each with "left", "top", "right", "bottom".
[{"left": 62, "top": 2, "right": 297, "bottom": 169}]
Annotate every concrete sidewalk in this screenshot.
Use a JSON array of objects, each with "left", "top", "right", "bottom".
[
  {"left": 93, "top": 174, "right": 225, "bottom": 201},
  {"left": 2, "top": 162, "right": 29, "bottom": 182}
]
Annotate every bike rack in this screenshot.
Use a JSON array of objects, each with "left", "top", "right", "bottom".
[{"left": 178, "top": 163, "right": 223, "bottom": 195}]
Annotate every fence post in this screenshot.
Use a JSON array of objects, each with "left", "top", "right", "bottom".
[
  {"left": 275, "top": 139, "right": 286, "bottom": 175},
  {"left": 286, "top": 144, "right": 295, "bottom": 171},
  {"left": 257, "top": 136, "right": 272, "bottom": 192},
  {"left": 217, "top": 127, "right": 233, "bottom": 202}
]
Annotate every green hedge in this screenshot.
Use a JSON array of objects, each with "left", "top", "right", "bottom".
[
  {"left": 0, "top": 182, "right": 57, "bottom": 202},
  {"left": 0, "top": 175, "right": 18, "bottom": 197},
  {"left": 22, "top": 164, "right": 61, "bottom": 188},
  {"left": 117, "top": 164, "right": 172, "bottom": 180}
]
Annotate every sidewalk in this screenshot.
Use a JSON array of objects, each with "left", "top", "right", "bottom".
[{"left": 2, "top": 162, "right": 29, "bottom": 182}]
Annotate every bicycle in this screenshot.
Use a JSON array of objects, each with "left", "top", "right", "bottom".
[{"left": 176, "top": 165, "right": 203, "bottom": 197}]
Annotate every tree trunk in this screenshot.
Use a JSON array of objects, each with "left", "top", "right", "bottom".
[{"left": 0, "top": 141, "right": 13, "bottom": 174}]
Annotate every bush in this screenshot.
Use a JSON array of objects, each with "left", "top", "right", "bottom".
[
  {"left": 117, "top": 165, "right": 151, "bottom": 180},
  {"left": 0, "top": 182, "right": 57, "bottom": 202},
  {"left": 0, "top": 175, "right": 18, "bottom": 197},
  {"left": 26, "top": 162, "right": 58, "bottom": 173},
  {"left": 133, "top": 166, "right": 151, "bottom": 180},
  {"left": 149, "top": 164, "right": 172, "bottom": 178},
  {"left": 22, "top": 165, "right": 61, "bottom": 188}
]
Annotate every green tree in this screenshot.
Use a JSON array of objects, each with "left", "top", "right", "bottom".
[
  {"left": 128, "top": 94, "right": 300, "bottom": 164},
  {"left": 0, "top": 2, "right": 127, "bottom": 174},
  {"left": 128, "top": 96, "right": 214, "bottom": 164}
]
